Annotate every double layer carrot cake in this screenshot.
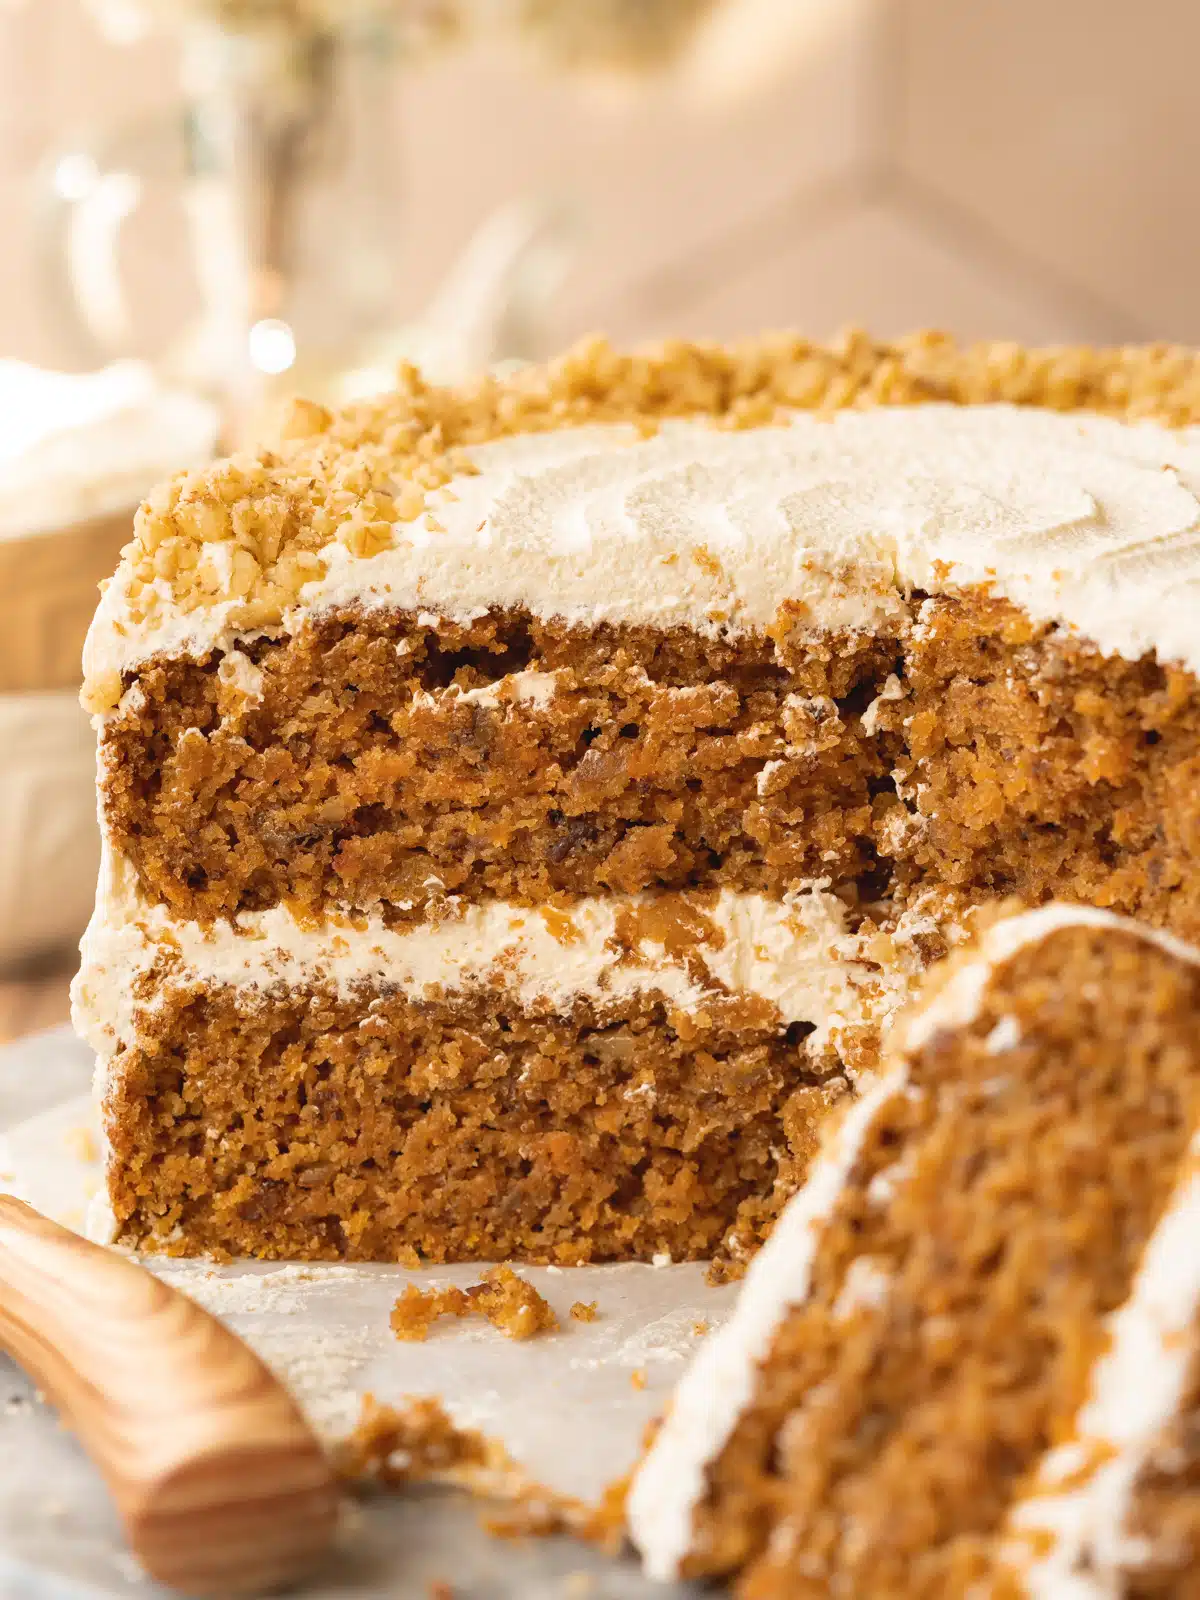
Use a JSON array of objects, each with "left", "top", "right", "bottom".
[
  {"left": 71, "top": 331, "right": 1200, "bottom": 1263},
  {"left": 629, "top": 905, "right": 1200, "bottom": 1597}
]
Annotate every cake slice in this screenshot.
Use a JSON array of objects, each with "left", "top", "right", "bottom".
[
  {"left": 72, "top": 331, "right": 1200, "bottom": 1265},
  {"left": 628, "top": 904, "right": 1200, "bottom": 1596}
]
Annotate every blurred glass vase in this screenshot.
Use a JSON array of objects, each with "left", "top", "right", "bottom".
[{"left": 39, "top": 7, "right": 572, "bottom": 438}]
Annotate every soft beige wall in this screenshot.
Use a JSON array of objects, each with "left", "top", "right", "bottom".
[{"left": 2, "top": 0, "right": 1199, "bottom": 369}]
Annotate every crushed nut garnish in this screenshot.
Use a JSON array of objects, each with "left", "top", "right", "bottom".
[{"left": 87, "top": 329, "right": 1200, "bottom": 713}]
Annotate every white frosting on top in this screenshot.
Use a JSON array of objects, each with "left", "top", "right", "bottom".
[
  {"left": 627, "top": 1067, "right": 910, "bottom": 1580},
  {"left": 84, "top": 403, "right": 1200, "bottom": 701},
  {"left": 628, "top": 904, "right": 1200, "bottom": 1583},
  {"left": 71, "top": 846, "right": 916, "bottom": 1068}
]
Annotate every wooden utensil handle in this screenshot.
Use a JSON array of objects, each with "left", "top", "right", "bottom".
[{"left": 0, "top": 1195, "right": 339, "bottom": 1596}]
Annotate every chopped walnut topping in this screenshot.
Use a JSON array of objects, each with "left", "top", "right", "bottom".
[{"left": 106, "top": 330, "right": 1200, "bottom": 672}]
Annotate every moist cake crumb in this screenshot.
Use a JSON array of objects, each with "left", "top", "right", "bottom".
[
  {"left": 102, "top": 978, "right": 858, "bottom": 1265},
  {"left": 335, "top": 1394, "right": 498, "bottom": 1487},
  {"left": 569, "top": 1300, "right": 599, "bottom": 1323},
  {"left": 73, "top": 331, "right": 1200, "bottom": 1282},
  {"left": 390, "top": 1267, "right": 559, "bottom": 1342},
  {"left": 629, "top": 906, "right": 1200, "bottom": 1596}
]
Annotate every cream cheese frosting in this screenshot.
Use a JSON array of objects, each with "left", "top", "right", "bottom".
[
  {"left": 899, "top": 904, "right": 1200, "bottom": 1054},
  {"left": 71, "top": 846, "right": 926, "bottom": 1067},
  {"left": 1006, "top": 1140, "right": 1200, "bottom": 1599},
  {"left": 627, "top": 905, "right": 1200, "bottom": 1585},
  {"left": 83, "top": 403, "right": 1200, "bottom": 709},
  {"left": 628, "top": 1066, "right": 910, "bottom": 1581}
]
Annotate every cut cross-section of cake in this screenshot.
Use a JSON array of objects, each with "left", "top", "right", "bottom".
[
  {"left": 72, "top": 331, "right": 1200, "bottom": 1264},
  {"left": 628, "top": 904, "right": 1200, "bottom": 1597}
]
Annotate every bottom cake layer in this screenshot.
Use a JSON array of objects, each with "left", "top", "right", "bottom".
[
  {"left": 100, "top": 983, "right": 854, "bottom": 1265},
  {"left": 76, "top": 867, "right": 955, "bottom": 1263}
]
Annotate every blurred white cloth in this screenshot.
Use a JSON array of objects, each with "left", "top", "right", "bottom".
[
  {"left": 0, "top": 362, "right": 216, "bottom": 967},
  {"left": 0, "top": 691, "right": 98, "bottom": 970},
  {"left": 0, "top": 358, "right": 218, "bottom": 540}
]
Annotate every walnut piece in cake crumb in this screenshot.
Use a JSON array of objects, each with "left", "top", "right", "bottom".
[
  {"left": 569, "top": 1300, "right": 599, "bottom": 1323},
  {"left": 391, "top": 1265, "right": 560, "bottom": 1343}
]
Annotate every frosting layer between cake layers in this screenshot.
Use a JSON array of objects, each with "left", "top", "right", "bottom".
[
  {"left": 73, "top": 843, "right": 929, "bottom": 1073},
  {"left": 83, "top": 402, "right": 1200, "bottom": 709}
]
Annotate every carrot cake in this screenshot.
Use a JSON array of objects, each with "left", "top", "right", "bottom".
[
  {"left": 70, "top": 331, "right": 1200, "bottom": 1264},
  {"left": 628, "top": 903, "right": 1200, "bottom": 1597}
]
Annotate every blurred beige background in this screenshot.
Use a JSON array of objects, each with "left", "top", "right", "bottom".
[{"left": 2, "top": 0, "right": 1199, "bottom": 372}]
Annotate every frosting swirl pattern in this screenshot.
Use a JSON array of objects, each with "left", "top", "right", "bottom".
[{"left": 85, "top": 402, "right": 1200, "bottom": 700}]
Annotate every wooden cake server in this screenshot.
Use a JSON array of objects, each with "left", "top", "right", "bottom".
[{"left": 0, "top": 1195, "right": 340, "bottom": 1595}]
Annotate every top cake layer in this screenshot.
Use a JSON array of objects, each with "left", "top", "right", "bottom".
[{"left": 82, "top": 332, "right": 1200, "bottom": 714}]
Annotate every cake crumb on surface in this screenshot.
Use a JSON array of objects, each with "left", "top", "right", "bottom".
[
  {"left": 482, "top": 1472, "right": 628, "bottom": 1554},
  {"left": 335, "top": 1396, "right": 627, "bottom": 1554},
  {"left": 391, "top": 1265, "right": 560, "bottom": 1343},
  {"left": 705, "top": 1255, "right": 748, "bottom": 1287},
  {"left": 691, "top": 1319, "right": 710, "bottom": 1337},
  {"left": 569, "top": 1300, "right": 599, "bottom": 1323},
  {"left": 333, "top": 1394, "right": 504, "bottom": 1488},
  {"left": 630, "top": 1368, "right": 647, "bottom": 1391}
]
